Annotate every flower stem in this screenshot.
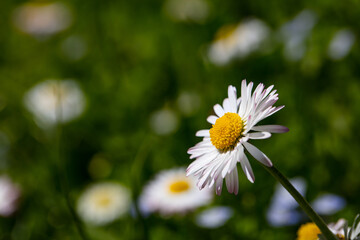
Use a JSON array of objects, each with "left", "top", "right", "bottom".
[
  {"left": 262, "top": 165, "right": 338, "bottom": 240},
  {"left": 55, "top": 122, "right": 90, "bottom": 240}
]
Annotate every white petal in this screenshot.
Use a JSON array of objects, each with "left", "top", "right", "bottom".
[
  {"left": 239, "top": 153, "right": 255, "bottom": 183},
  {"left": 232, "top": 168, "right": 239, "bottom": 195},
  {"left": 251, "top": 125, "right": 289, "bottom": 133},
  {"left": 239, "top": 80, "right": 248, "bottom": 116},
  {"left": 189, "top": 147, "right": 214, "bottom": 159},
  {"left": 225, "top": 171, "right": 233, "bottom": 194},
  {"left": 222, "top": 98, "right": 231, "bottom": 112},
  {"left": 187, "top": 150, "right": 219, "bottom": 175},
  {"left": 243, "top": 142, "right": 273, "bottom": 167},
  {"left": 248, "top": 132, "right": 272, "bottom": 139},
  {"left": 215, "top": 176, "right": 223, "bottom": 195},
  {"left": 196, "top": 130, "right": 210, "bottom": 137},
  {"left": 207, "top": 115, "right": 218, "bottom": 124},
  {"left": 227, "top": 85, "right": 238, "bottom": 113},
  {"left": 213, "top": 104, "right": 225, "bottom": 117},
  {"left": 225, "top": 168, "right": 239, "bottom": 194},
  {"left": 221, "top": 156, "right": 232, "bottom": 178}
]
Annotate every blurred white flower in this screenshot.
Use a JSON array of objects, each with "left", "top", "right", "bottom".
[
  {"left": 267, "top": 178, "right": 346, "bottom": 227},
  {"left": 279, "top": 10, "right": 317, "bottom": 61},
  {"left": 24, "top": 80, "right": 86, "bottom": 128},
  {"left": 164, "top": 0, "right": 209, "bottom": 23},
  {"left": 0, "top": 176, "right": 21, "bottom": 217},
  {"left": 195, "top": 206, "right": 233, "bottom": 228},
  {"left": 312, "top": 194, "right": 346, "bottom": 215},
  {"left": 61, "top": 36, "right": 88, "bottom": 61},
  {"left": 149, "top": 108, "right": 179, "bottom": 135},
  {"left": 176, "top": 91, "right": 201, "bottom": 116},
  {"left": 267, "top": 177, "right": 307, "bottom": 227},
  {"left": 13, "top": 2, "right": 72, "bottom": 38},
  {"left": 328, "top": 29, "right": 355, "bottom": 60},
  {"left": 208, "top": 19, "right": 270, "bottom": 66},
  {"left": 77, "top": 182, "right": 131, "bottom": 226},
  {"left": 139, "top": 168, "right": 213, "bottom": 216}
]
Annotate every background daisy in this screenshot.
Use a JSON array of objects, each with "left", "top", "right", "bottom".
[
  {"left": 0, "top": 176, "right": 21, "bottom": 217},
  {"left": 77, "top": 182, "right": 131, "bottom": 226},
  {"left": 139, "top": 168, "right": 213, "bottom": 216},
  {"left": 24, "top": 79, "right": 86, "bottom": 128}
]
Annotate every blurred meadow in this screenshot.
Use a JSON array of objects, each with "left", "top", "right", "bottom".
[{"left": 1, "top": 0, "right": 360, "bottom": 239}]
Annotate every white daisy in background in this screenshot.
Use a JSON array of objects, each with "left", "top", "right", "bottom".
[
  {"left": 139, "top": 168, "right": 213, "bottom": 216},
  {"left": 279, "top": 10, "right": 317, "bottom": 61},
  {"left": 328, "top": 29, "right": 356, "bottom": 60},
  {"left": 312, "top": 194, "right": 346, "bottom": 216},
  {"left": 176, "top": 91, "right": 202, "bottom": 117},
  {"left": 149, "top": 108, "right": 179, "bottom": 136},
  {"left": 0, "top": 176, "right": 21, "bottom": 217},
  {"left": 12, "top": 2, "right": 72, "bottom": 39},
  {"left": 77, "top": 182, "right": 131, "bottom": 226},
  {"left": 163, "top": 0, "right": 209, "bottom": 23},
  {"left": 24, "top": 79, "right": 86, "bottom": 128},
  {"left": 61, "top": 35, "right": 88, "bottom": 61},
  {"left": 187, "top": 80, "right": 288, "bottom": 195},
  {"left": 267, "top": 177, "right": 307, "bottom": 227},
  {"left": 195, "top": 206, "right": 233, "bottom": 228},
  {"left": 208, "top": 19, "right": 270, "bottom": 66},
  {"left": 298, "top": 216, "right": 360, "bottom": 240},
  {"left": 267, "top": 177, "right": 346, "bottom": 227}
]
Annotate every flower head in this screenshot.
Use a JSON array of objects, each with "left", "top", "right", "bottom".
[
  {"left": 187, "top": 80, "right": 288, "bottom": 195},
  {"left": 0, "top": 176, "right": 21, "bottom": 217},
  {"left": 297, "top": 216, "right": 360, "bottom": 240},
  {"left": 208, "top": 19, "right": 269, "bottom": 66},
  {"left": 297, "top": 223, "right": 322, "bottom": 240},
  {"left": 195, "top": 206, "right": 234, "bottom": 228},
  {"left": 24, "top": 79, "right": 86, "bottom": 128},
  {"left": 13, "top": 2, "right": 72, "bottom": 38},
  {"left": 139, "top": 168, "right": 213, "bottom": 216},
  {"left": 77, "top": 182, "right": 131, "bottom": 226}
]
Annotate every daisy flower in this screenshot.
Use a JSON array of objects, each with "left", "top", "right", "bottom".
[
  {"left": 12, "top": 2, "right": 72, "bottom": 38},
  {"left": 24, "top": 79, "right": 86, "bottom": 128},
  {"left": 77, "top": 182, "right": 131, "bottom": 226},
  {"left": 0, "top": 176, "right": 21, "bottom": 217},
  {"left": 195, "top": 206, "right": 234, "bottom": 228},
  {"left": 139, "top": 168, "right": 213, "bottom": 216},
  {"left": 208, "top": 19, "right": 269, "bottom": 66},
  {"left": 187, "top": 80, "right": 288, "bottom": 195},
  {"left": 163, "top": 0, "right": 209, "bottom": 23},
  {"left": 267, "top": 177, "right": 345, "bottom": 227},
  {"left": 297, "top": 216, "right": 360, "bottom": 240}
]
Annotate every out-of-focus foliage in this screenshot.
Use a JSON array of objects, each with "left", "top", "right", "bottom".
[{"left": 0, "top": 0, "right": 360, "bottom": 239}]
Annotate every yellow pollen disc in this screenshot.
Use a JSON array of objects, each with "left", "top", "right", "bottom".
[
  {"left": 94, "top": 194, "right": 112, "bottom": 207},
  {"left": 169, "top": 180, "right": 190, "bottom": 193},
  {"left": 210, "top": 113, "right": 244, "bottom": 152},
  {"left": 215, "top": 24, "right": 238, "bottom": 41},
  {"left": 296, "top": 223, "right": 321, "bottom": 240}
]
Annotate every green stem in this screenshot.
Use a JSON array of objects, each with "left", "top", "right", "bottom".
[
  {"left": 55, "top": 123, "right": 90, "bottom": 240},
  {"left": 262, "top": 165, "right": 338, "bottom": 240},
  {"left": 54, "top": 85, "right": 89, "bottom": 240}
]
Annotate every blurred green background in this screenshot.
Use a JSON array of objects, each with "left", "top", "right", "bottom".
[{"left": 1, "top": 0, "right": 360, "bottom": 239}]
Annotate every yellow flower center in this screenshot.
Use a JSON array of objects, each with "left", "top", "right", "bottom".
[
  {"left": 210, "top": 113, "right": 244, "bottom": 152},
  {"left": 297, "top": 223, "right": 321, "bottom": 240},
  {"left": 169, "top": 180, "right": 190, "bottom": 193},
  {"left": 94, "top": 194, "right": 112, "bottom": 208},
  {"left": 215, "top": 24, "right": 238, "bottom": 41}
]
